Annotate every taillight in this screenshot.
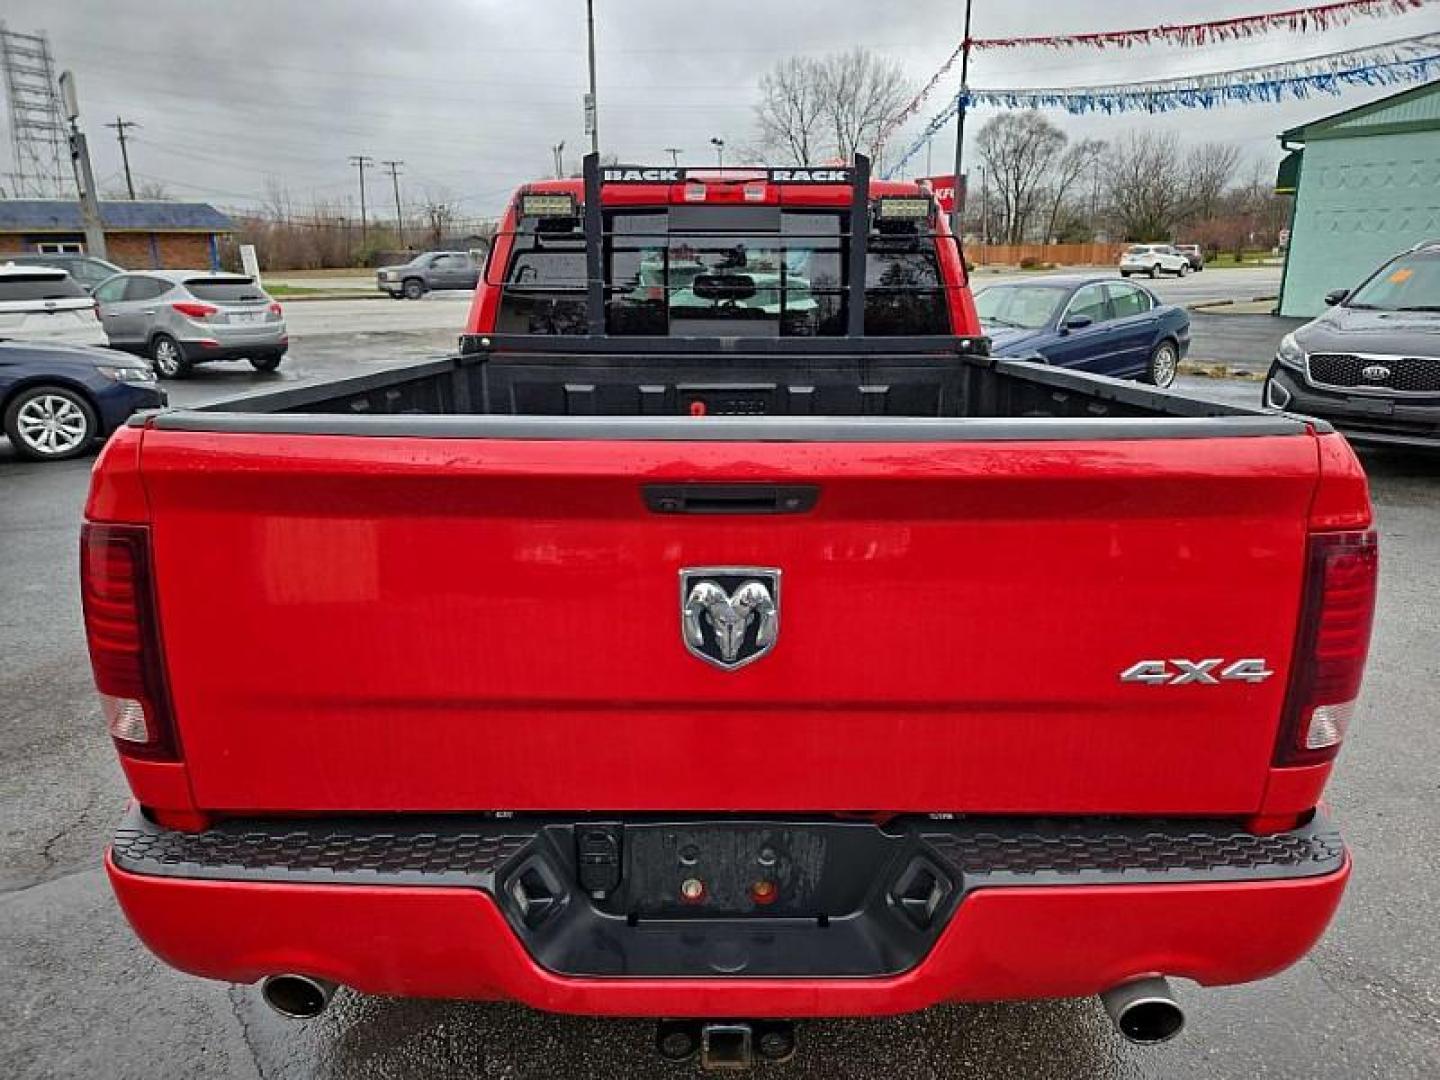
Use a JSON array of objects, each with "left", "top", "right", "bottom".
[
  {"left": 267, "top": 301, "right": 283, "bottom": 316},
  {"left": 171, "top": 301, "right": 217, "bottom": 319},
  {"left": 80, "top": 524, "right": 178, "bottom": 761},
  {"left": 1274, "top": 530, "right": 1377, "bottom": 766}
]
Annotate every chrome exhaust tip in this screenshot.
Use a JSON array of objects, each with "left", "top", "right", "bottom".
[
  {"left": 1100, "top": 976, "right": 1185, "bottom": 1045},
  {"left": 259, "top": 974, "right": 337, "bottom": 1019}
]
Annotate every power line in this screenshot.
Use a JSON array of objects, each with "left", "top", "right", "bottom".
[
  {"left": 348, "top": 154, "right": 374, "bottom": 248},
  {"left": 382, "top": 159, "right": 405, "bottom": 250},
  {"left": 104, "top": 115, "right": 140, "bottom": 199}
]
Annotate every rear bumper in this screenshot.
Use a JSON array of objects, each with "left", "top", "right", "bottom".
[
  {"left": 107, "top": 809, "right": 1348, "bottom": 1018},
  {"left": 1266, "top": 364, "right": 1440, "bottom": 449},
  {"left": 179, "top": 332, "right": 287, "bottom": 362}
]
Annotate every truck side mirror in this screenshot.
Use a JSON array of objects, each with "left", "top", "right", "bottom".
[{"left": 1324, "top": 288, "right": 1349, "bottom": 307}]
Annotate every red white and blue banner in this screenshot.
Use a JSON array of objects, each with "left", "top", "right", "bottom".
[{"left": 884, "top": 34, "right": 1440, "bottom": 178}]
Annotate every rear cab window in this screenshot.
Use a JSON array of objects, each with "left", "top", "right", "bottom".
[{"left": 496, "top": 200, "right": 950, "bottom": 337}]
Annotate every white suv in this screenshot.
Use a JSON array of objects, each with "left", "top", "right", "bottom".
[
  {"left": 0, "top": 264, "right": 106, "bottom": 347},
  {"left": 1119, "top": 245, "right": 1191, "bottom": 279}
]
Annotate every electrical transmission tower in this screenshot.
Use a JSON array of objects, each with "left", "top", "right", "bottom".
[{"left": 0, "top": 23, "right": 70, "bottom": 197}]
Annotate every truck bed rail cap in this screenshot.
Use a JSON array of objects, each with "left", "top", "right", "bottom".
[{"left": 146, "top": 413, "right": 1308, "bottom": 442}]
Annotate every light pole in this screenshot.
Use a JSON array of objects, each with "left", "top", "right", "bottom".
[
  {"left": 664, "top": 147, "right": 683, "bottom": 167},
  {"left": 57, "top": 71, "right": 107, "bottom": 259},
  {"left": 710, "top": 137, "right": 725, "bottom": 166},
  {"left": 948, "top": 0, "right": 975, "bottom": 239},
  {"left": 584, "top": 0, "right": 599, "bottom": 155}
]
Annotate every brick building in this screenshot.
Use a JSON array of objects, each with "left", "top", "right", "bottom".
[{"left": 0, "top": 200, "right": 233, "bottom": 270}]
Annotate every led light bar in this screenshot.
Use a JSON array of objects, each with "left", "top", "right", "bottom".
[
  {"left": 875, "top": 196, "right": 933, "bottom": 221},
  {"left": 520, "top": 193, "right": 578, "bottom": 218}
]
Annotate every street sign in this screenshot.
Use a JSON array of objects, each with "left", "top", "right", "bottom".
[
  {"left": 239, "top": 244, "right": 261, "bottom": 283},
  {"left": 583, "top": 93, "right": 596, "bottom": 137}
]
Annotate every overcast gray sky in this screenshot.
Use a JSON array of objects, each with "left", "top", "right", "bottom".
[{"left": 3, "top": 0, "right": 1438, "bottom": 220}]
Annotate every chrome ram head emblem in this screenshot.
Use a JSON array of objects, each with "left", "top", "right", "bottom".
[{"left": 680, "top": 568, "right": 780, "bottom": 670}]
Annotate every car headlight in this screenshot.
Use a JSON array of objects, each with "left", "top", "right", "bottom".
[
  {"left": 96, "top": 364, "right": 158, "bottom": 385},
  {"left": 1276, "top": 333, "right": 1306, "bottom": 371},
  {"left": 381, "top": 270, "right": 397, "bottom": 280}
]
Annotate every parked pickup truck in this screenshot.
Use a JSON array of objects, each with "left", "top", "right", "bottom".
[{"left": 86, "top": 157, "right": 1375, "bottom": 1069}]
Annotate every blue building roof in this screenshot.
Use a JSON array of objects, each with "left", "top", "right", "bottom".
[{"left": 0, "top": 200, "right": 233, "bottom": 233}]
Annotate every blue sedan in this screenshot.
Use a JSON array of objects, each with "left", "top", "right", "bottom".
[
  {"left": 1, "top": 340, "right": 165, "bottom": 462},
  {"left": 974, "top": 275, "right": 1191, "bottom": 388}
]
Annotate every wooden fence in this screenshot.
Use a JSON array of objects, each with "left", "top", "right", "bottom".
[{"left": 966, "top": 243, "right": 1128, "bottom": 267}]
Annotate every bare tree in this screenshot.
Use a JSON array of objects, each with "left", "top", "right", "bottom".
[
  {"left": 754, "top": 57, "right": 827, "bottom": 165},
  {"left": 1184, "top": 141, "right": 1243, "bottom": 223},
  {"left": 976, "top": 112, "right": 1067, "bottom": 245},
  {"left": 419, "top": 196, "right": 458, "bottom": 247},
  {"left": 752, "top": 49, "right": 910, "bottom": 165},
  {"left": 1042, "top": 138, "right": 1106, "bottom": 244},
  {"left": 1103, "top": 132, "right": 1192, "bottom": 241},
  {"left": 819, "top": 49, "right": 910, "bottom": 163}
]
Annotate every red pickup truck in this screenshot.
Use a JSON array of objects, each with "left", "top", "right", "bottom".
[{"left": 85, "top": 157, "right": 1375, "bottom": 1068}]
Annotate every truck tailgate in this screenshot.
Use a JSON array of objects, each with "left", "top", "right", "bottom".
[{"left": 136, "top": 425, "right": 1319, "bottom": 815}]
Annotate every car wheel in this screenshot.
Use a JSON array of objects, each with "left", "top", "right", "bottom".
[
  {"left": 250, "top": 351, "right": 285, "bottom": 373},
  {"left": 150, "top": 334, "right": 189, "bottom": 378},
  {"left": 3, "top": 385, "right": 98, "bottom": 462},
  {"left": 1119, "top": 270, "right": 1131, "bottom": 278},
  {"left": 1178, "top": 261, "right": 1191, "bottom": 276},
  {"left": 1144, "top": 340, "right": 1179, "bottom": 389},
  {"left": 402, "top": 278, "right": 425, "bottom": 300}
]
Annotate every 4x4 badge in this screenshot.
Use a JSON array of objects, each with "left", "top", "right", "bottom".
[{"left": 680, "top": 568, "right": 780, "bottom": 671}]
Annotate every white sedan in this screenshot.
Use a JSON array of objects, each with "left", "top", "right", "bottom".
[{"left": 1119, "top": 244, "right": 1192, "bottom": 279}]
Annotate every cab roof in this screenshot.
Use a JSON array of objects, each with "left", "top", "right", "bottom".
[{"left": 514, "top": 174, "right": 929, "bottom": 210}]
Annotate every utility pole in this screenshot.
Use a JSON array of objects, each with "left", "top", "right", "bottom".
[
  {"left": 948, "top": 0, "right": 975, "bottom": 240},
  {"left": 105, "top": 116, "right": 139, "bottom": 199},
  {"left": 348, "top": 154, "right": 374, "bottom": 249},
  {"left": 584, "top": 0, "right": 599, "bottom": 155},
  {"left": 382, "top": 159, "right": 405, "bottom": 250},
  {"left": 664, "top": 147, "right": 682, "bottom": 167},
  {"left": 552, "top": 141, "right": 565, "bottom": 179},
  {"left": 57, "top": 71, "right": 107, "bottom": 259},
  {"left": 710, "top": 137, "right": 724, "bottom": 166}
]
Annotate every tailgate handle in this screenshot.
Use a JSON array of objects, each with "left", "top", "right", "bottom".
[{"left": 644, "top": 484, "right": 819, "bottom": 515}]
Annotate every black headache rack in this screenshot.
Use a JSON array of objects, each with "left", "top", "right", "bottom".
[
  {"left": 574, "top": 152, "right": 880, "bottom": 340},
  {"left": 488, "top": 151, "right": 964, "bottom": 343}
]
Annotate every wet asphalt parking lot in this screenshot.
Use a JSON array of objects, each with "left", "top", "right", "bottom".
[{"left": 2, "top": 281, "right": 1437, "bottom": 1078}]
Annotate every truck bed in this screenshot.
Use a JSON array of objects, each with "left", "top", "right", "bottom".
[{"left": 182, "top": 334, "right": 1311, "bottom": 435}]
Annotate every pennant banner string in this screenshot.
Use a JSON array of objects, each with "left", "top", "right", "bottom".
[
  {"left": 973, "top": 0, "right": 1430, "bottom": 50},
  {"left": 883, "top": 39, "right": 1440, "bottom": 177},
  {"left": 877, "top": 0, "right": 1432, "bottom": 149}
]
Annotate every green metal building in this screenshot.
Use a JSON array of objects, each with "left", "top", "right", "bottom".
[{"left": 1277, "top": 80, "right": 1440, "bottom": 317}]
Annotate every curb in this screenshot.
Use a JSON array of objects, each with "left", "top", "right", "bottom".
[
  {"left": 271, "top": 292, "right": 389, "bottom": 303},
  {"left": 1178, "top": 360, "right": 1264, "bottom": 381},
  {"left": 1185, "top": 295, "right": 1279, "bottom": 313}
]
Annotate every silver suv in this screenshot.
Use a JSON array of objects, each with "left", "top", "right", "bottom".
[{"left": 94, "top": 270, "right": 287, "bottom": 378}]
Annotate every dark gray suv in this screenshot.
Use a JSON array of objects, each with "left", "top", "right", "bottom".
[
  {"left": 0, "top": 252, "right": 125, "bottom": 293},
  {"left": 376, "top": 251, "right": 482, "bottom": 299}
]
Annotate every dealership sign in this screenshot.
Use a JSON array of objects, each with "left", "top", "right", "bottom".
[{"left": 919, "top": 174, "right": 965, "bottom": 214}]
